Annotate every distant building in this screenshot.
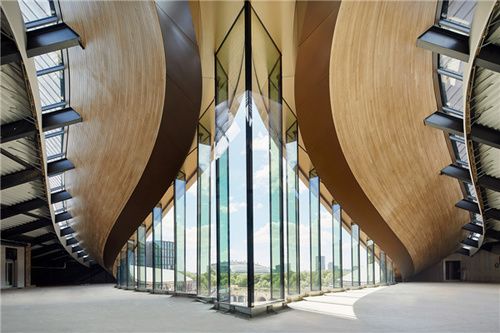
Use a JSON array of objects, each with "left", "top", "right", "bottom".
[{"left": 145, "top": 241, "right": 174, "bottom": 269}]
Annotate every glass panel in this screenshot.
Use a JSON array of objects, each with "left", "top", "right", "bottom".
[
  {"left": 137, "top": 224, "right": 146, "bottom": 289},
  {"left": 342, "top": 226, "right": 352, "bottom": 287},
  {"left": 441, "top": 0, "right": 476, "bottom": 28},
  {"left": 268, "top": 55, "right": 283, "bottom": 301},
  {"left": 299, "top": 178, "right": 310, "bottom": 292},
  {"left": 380, "top": 251, "right": 387, "bottom": 284},
  {"left": 320, "top": 202, "right": 333, "bottom": 291},
  {"left": 439, "top": 55, "right": 464, "bottom": 77},
  {"left": 186, "top": 179, "right": 197, "bottom": 294},
  {"left": 153, "top": 205, "right": 162, "bottom": 291},
  {"left": 34, "top": 52, "right": 62, "bottom": 72},
  {"left": 360, "top": 242, "right": 367, "bottom": 286},
  {"left": 162, "top": 207, "right": 175, "bottom": 291},
  {"left": 351, "top": 224, "right": 360, "bottom": 287},
  {"left": 175, "top": 173, "right": 186, "bottom": 292},
  {"left": 198, "top": 124, "right": 211, "bottom": 297},
  {"left": 145, "top": 225, "right": 153, "bottom": 290},
  {"left": 127, "top": 240, "right": 135, "bottom": 288},
  {"left": 19, "top": 0, "right": 54, "bottom": 23},
  {"left": 309, "top": 171, "right": 320, "bottom": 291},
  {"left": 37, "top": 70, "right": 64, "bottom": 108},
  {"left": 367, "top": 240, "right": 375, "bottom": 285},
  {"left": 387, "top": 258, "right": 393, "bottom": 284},
  {"left": 285, "top": 120, "right": 299, "bottom": 295},
  {"left": 333, "top": 204, "right": 342, "bottom": 288},
  {"left": 440, "top": 73, "right": 463, "bottom": 112},
  {"left": 215, "top": 2, "right": 283, "bottom": 307}
]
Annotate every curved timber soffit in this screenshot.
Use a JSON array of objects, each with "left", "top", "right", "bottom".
[
  {"left": 103, "top": 2, "right": 202, "bottom": 269},
  {"left": 294, "top": 1, "right": 415, "bottom": 278}
]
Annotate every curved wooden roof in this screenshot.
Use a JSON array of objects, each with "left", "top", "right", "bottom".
[
  {"left": 60, "top": 1, "right": 166, "bottom": 267},
  {"left": 330, "top": 1, "right": 469, "bottom": 273},
  {"left": 296, "top": 1, "right": 471, "bottom": 276}
]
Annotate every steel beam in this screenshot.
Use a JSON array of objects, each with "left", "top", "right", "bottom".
[
  {"left": 461, "top": 238, "right": 479, "bottom": 248},
  {"left": 1, "top": 33, "right": 21, "bottom": 65},
  {"left": 1, "top": 218, "right": 52, "bottom": 238},
  {"left": 31, "top": 243, "right": 62, "bottom": 258},
  {"left": 42, "top": 107, "right": 82, "bottom": 132},
  {"left": 440, "top": 164, "right": 500, "bottom": 192},
  {"left": 66, "top": 237, "right": 78, "bottom": 246},
  {"left": 2, "top": 108, "right": 82, "bottom": 144},
  {"left": 462, "top": 222, "right": 483, "bottom": 234},
  {"left": 455, "top": 199, "right": 480, "bottom": 214},
  {"left": 47, "top": 158, "right": 75, "bottom": 176},
  {"left": 424, "top": 112, "right": 500, "bottom": 149},
  {"left": 55, "top": 211, "right": 72, "bottom": 223},
  {"left": 475, "top": 44, "right": 500, "bottom": 73},
  {"left": 26, "top": 22, "right": 81, "bottom": 58},
  {"left": 0, "top": 168, "right": 40, "bottom": 190},
  {"left": 60, "top": 226, "right": 74, "bottom": 237},
  {"left": 416, "top": 25, "right": 469, "bottom": 62},
  {"left": 72, "top": 245, "right": 83, "bottom": 253},
  {"left": 441, "top": 164, "right": 471, "bottom": 183},
  {"left": 1, "top": 198, "right": 46, "bottom": 219},
  {"left": 0, "top": 118, "right": 37, "bottom": 144},
  {"left": 51, "top": 190, "right": 72, "bottom": 204},
  {"left": 485, "top": 208, "right": 500, "bottom": 221}
]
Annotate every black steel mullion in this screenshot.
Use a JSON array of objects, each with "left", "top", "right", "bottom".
[{"left": 244, "top": 0, "right": 254, "bottom": 308}]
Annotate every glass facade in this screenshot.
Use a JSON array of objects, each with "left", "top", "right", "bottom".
[
  {"left": 285, "top": 120, "right": 299, "bottom": 295},
  {"left": 113, "top": 1, "right": 397, "bottom": 312},
  {"left": 153, "top": 205, "right": 162, "bottom": 291},
  {"left": 380, "top": 251, "right": 387, "bottom": 285},
  {"left": 367, "top": 240, "right": 375, "bottom": 285},
  {"left": 351, "top": 224, "right": 360, "bottom": 287},
  {"left": 198, "top": 124, "right": 211, "bottom": 297},
  {"left": 333, "top": 204, "right": 342, "bottom": 288},
  {"left": 175, "top": 173, "right": 187, "bottom": 292},
  {"left": 309, "top": 171, "right": 321, "bottom": 291},
  {"left": 137, "top": 224, "right": 146, "bottom": 289},
  {"left": 214, "top": 2, "right": 283, "bottom": 307}
]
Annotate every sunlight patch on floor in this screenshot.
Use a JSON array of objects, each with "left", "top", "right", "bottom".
[{"left": 287, "top": 286, "right": 386, "bottom": 319}]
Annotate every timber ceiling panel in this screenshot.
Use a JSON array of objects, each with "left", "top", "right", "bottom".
[
  {"left": 59, "top": 1, "right": 166, "bottom": 264},
  {"left": 330, "top": 1, "right": 469, "bottom": 272}
]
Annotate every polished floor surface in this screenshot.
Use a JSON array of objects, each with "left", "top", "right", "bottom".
[{"left": 1, "top": 283, "right": 498, "bottom": 332}]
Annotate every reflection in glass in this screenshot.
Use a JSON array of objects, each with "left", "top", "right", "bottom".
[
  {"left": 440, "top": 73, "right": 463, "bottom": 112},
  {"left": 286, "top": 120, "right": 299, "bottom": 295},
  {"left": 198, "top": 124, "right": 211, "bottom": 297},
  {"left": 299, "top": 179, "right": 310, "bottom": 292},
  {"left": 332, "top": 204, "right": 342, "bottom": 288},
  {"left": 186, "top": 178, "right": 198, "bottom": 294},
  {"left": 175, "top": 173, "right": 186, "bottom": 292},
  {"left": 127, "top": 240, "right": 135, "bottom": 288},
  {"left": 351, "top": 224, "right": 360, "bottom": 287},
  {"left": 380, "top": 251, "right": 387, "bottom": 284},
  {"left": 360, "top": 243, "right": 367, "bottom": 286},
  {"left": 162, "top": 207, "right": 175, "bottom": 291},
  {"left": 137, "top": 223, "right": 146, "bottom": 289},
  {"left": 309, "top": 170, "right": 320, "bottom": 291},
  {"left": 320, "top": 203, "right": 333, "bottom": 291},
  {"left": 367, "top": 240, "right": 375, "bottom": 285},
  {"left": 342, "top": 227, "right": 351, "bottom": 287},
  {"left": 153, "top": 205, "right": 162, "bottom": 291},
  {"left": 215, "top": 2, "right": 283, "bottom": 307}
]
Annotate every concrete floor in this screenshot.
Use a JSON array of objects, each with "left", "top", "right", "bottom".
[{"left": 1, "top": 283, "right": 499, "bottom": 333}]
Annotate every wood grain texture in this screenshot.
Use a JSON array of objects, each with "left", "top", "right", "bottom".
[
  {"left": 295, "top": 1, "right": 414, "bottom": 278},
  {"left": 330, "top": 1, "right": 468, "bottom": 272},
  {"left": 60, "top": 1, "right": 166, "bottom": 265}
]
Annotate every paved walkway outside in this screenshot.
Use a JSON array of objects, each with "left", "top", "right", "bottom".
[{"left": 1, "top": 283, "right": 499, "bottom": 333}]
